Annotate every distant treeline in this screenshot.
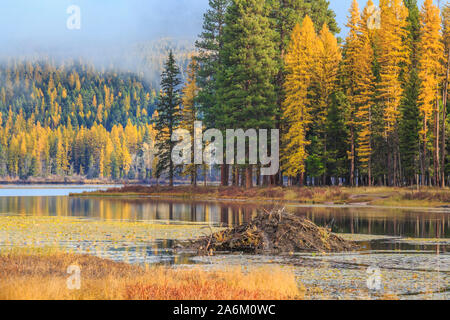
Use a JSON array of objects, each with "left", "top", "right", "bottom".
[{"left": 0, "top": 59, "right": 162, "bottom": 180}]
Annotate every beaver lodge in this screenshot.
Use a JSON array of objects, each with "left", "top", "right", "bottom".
[{"left": 190, "top": 208, "right": 357, "bottom": 254}]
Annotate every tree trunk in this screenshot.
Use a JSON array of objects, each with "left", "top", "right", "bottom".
[
  {"left": 193, "top": 165, "right": 197, "bottom": 187},
  {"left": 323, "top": 132, "right": 327, "bottom": 186},
  {"left": 421, "top": 118, "right": 427, "bottom": 187},
  {"left": 350, "top": 128, "right": 355, "bottom": 187},
  {"left": 256, "top": 166, "right": 261, "bottom": 186},
  {"left": 434, "top": 91, "right": 440, "bottom": 187},
  {"left": 245, "top": 166, "right": 253, "bottom": 189},
  {"left": 393, "top": 144, "right": 398, "bottom": 186},
  {"left": 169, "top": 162, "right": 174, "bottom": 187},
  {"left": 262, "top": 174, "right": 269, "bottom": 186},
  {"left": 442, "top": 50, "right": 450, "bottom": 188},
  {"left": 233, "top": 165, "right": 239, "bottom": 186},
  {"left": 220, "top": 164, "right": 228, "bottom": 186},
  {"left": 368, "top": 106, "right": 373, "bottom": 186},
  {"left": 387, "top": 139, "right": 392, "bottom": 187}
]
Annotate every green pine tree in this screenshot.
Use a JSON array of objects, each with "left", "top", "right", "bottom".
[
  {"left": 326, "top": 91, "right": 350, "bottom": 182},
  {"left": 195, "top": 0, "right": 231, "bottom": 128},
  {"left": 216, "top": 0, "right": 279, "bottom": 188},
  {"left": 154, "top": 51, "right": 182, "bottom": 187},
  {"left": 299, "top": 0, "right": 340, "bottom": 34},
  {"left": 195, "top": 0, "right": 231, "bottom": 186},
  {"left": 399, "top": 0, "right": 421, "bottom": 185}
]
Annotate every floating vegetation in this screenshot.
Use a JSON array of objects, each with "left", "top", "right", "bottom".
[
  {"left": 338, "top": 234, "right": 399, "bottom": 242},
  {"left": 0, "top": 216, "right": 223, "bottom": 263},
  {"left": 192, "top": 253, "right": 449, "bottom": 300},
  {"left": 393, "top": 238, "right": 450, "bottom": 246}
]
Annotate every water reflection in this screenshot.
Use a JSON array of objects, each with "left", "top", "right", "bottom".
[
  {"left": 292, "top": 206, "right": 449, "bottom": 239},
  {"left": 84, "top": 240, "right": 196, "bottom": 266},
  {"left": 0, "top": 195, "right": 448, "bottom": 240}
]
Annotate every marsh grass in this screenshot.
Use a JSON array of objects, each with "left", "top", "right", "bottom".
[
  {"left": 0, "top": 249, "right": 303, "bottom": 300},
  {"left": 400, "top": 190, "right": 450, "bottom": 202},
  {"left": 75, "top": 185, "right": 350, "bottom": 204},
  {"left": 76, "top": 185, "right": 449, "bottom": 207}
]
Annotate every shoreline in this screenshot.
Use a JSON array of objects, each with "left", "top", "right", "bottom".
[
  {"left": 69, "top": 185, "right": 450, "bottom": 210},
  {"left": 0, "top": 180, "right": 125, "bottom": 186},
  {"left": 70, "top": 193, "right": 450, "bottom": 212}
]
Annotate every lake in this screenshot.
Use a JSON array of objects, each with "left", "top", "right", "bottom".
[
  {"left": 0, "top": 185, "right": 448, "bottom": 299},
  {"left": 0, "top": 185, "right": 119, "bottom": 197}
]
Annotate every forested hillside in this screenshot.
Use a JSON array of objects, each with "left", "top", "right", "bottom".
[
  {"left": 0, "top": 60, "right": 158, "bottom": 129},
  {"left": 0, "top": 60, "right": 159, "bottom": 180}
]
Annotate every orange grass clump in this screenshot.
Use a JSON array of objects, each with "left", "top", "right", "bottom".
[
  {"left": 0, "top": 250, "right": 303, "bottom": 300},
  {"left": 125, "top": 267, "right": 303, "bottom": 300}
]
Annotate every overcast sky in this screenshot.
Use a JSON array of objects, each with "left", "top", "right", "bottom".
[{"left": 0, "top": 0, "right": 435, "bottom": 57}]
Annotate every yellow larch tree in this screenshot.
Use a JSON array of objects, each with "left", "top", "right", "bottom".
[
  {"left": 418, "top": 0, "right": 443, "bottom": 186},
  {"left": 342, "top": 0, "right": 361, "bottom": 186},
  {"left": 378, "top": 0, "right": 409, "bottom": 185},
  {"left": 125, "top": 119, "right": 138, "bottom": 154},
  {"left": 55, "top": 128, "right": 70, "bottom": 176},
  {"left": 355, "top": 0, "right": 377, "bottom": 186},
  {"left": 282, "top": 16, "right": 319, "bottom": 184},
  {"left": 442, "top": 3, "right": 450, "bottom": 187},
  {"left": 314, "top": 23, "right": 341, "bottom": 184}
]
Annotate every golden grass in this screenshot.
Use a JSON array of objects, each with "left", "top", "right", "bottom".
[
  {"left": 380, "top": 293, "right": 400, "bottom": 300},
  {"left": 366, "top": 187, "right": 450, "bottom": 207},
  {"left": 344, "top": 186, "right": 449, "bottom": 199},
  {"left": 0, "top": 249, "right": 303, "bottom": 300},
  {"left": 74, "top": 185, "right": 349, "bottom": 204},
  {"left": 74, "top": 185, "right": 449, "bottom": 207}
]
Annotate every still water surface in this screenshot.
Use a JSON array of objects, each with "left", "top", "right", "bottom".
[
  {"left": 0, "top": 185, "right": 118, "bottom": 197},
  {"left": 1, "top": 186, "right": 448, "bottom": 299},
  {"left": 0, "top": 186, "right": 449, "bottom": 262}
]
